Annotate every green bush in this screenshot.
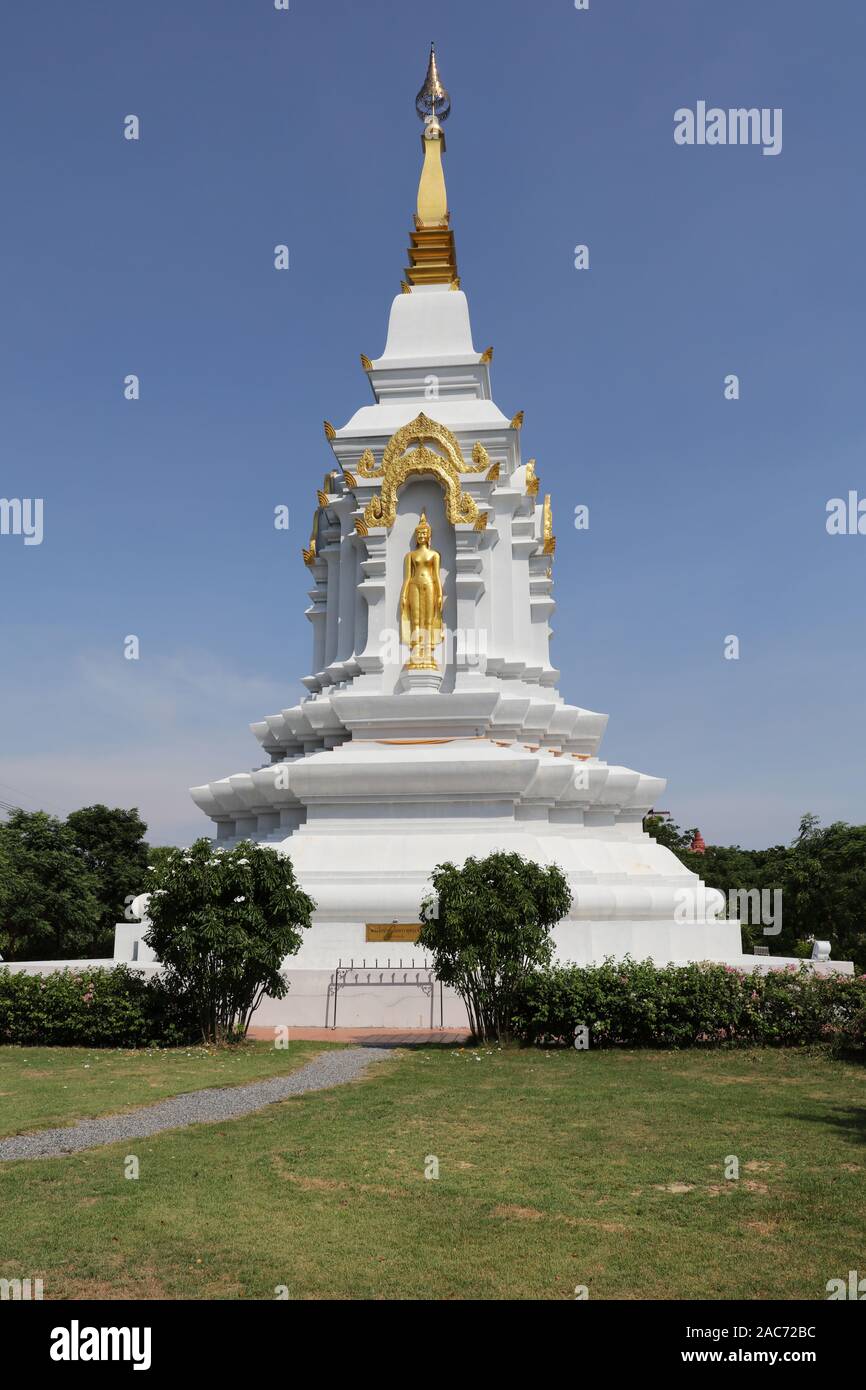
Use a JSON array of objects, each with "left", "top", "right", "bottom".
[
  {"left": 511, "top": 958, "right": 866, "bottom": 1050},
  {"left": 418, "top": 851, "right": 571, "bottom": 1043},
  {"left": 144, "top": 839, "right": 314, "bottom": 1043},
  {"left": 0, "top": 966, "right": 197, "bottom": 1047}
]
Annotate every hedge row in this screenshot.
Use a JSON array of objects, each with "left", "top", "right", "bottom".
[
  {"left": 512, "top": 959, "right": 866, "bottom": 1052},
  {"left": 4, "top": 959, "right": 866, "bottom": 1053},
  {"left": 0, "top": 966, "right": 197, "bottom": 1047}
]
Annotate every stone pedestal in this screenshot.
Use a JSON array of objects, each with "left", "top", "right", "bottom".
[{"left": 398, "top": 666, "right": 443, "bottom": 694}]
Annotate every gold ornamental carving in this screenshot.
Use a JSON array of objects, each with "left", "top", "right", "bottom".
[
  {"left": 358, "top": 413, "right": 480, "bottom": 530},
  {"left": 303, "top": 472, "right": 338, "bottom": 566},
  {"left": 363, "top": 447, "right": 478, "bottom": 529},
  {"left": 542, "top": 493, "right": 556, "bottom": 556},
  {"left": 468, "top": 441, "right": 491, "bottom": 473}
]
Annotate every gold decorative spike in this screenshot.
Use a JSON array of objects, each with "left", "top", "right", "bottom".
[
  {"left": 303, "top": 510, "right": 320, "bottom": 566},
  {"left": 469, "top": 441, "right": 491, "bottom": 473},
  {"left": 486, "top": 461, "right": 500, "bottom": 482},
  {"left": 354, "top": 517, "right": 369, "bottom": 537},
  {"left": 357, "top": 448, "right": 377, "bottom": 477},
  {"left": 305, "top": 472, "right": 336, "bottom": 561},
  {"left": 360, "top": 353, "right": 373, "bottom": 371},
  {"left": 510, "top": 410, "right": 524, "bottom": 430},
  {"left": 473, "top": 511, "right": 488, "bottom": 532},
  {"left": 449, "top": 276, "right": 461, "bottom": 290},
  {"left": 545, "top": 565, "right": 552, "bottom": 579},
  {"left": 401, "top": 280, "right": 412, "bottom": 294},
  {"left": 323, "top": 420, "right": 336, "bottom": 441},
  {"left": 343, "top": 469, "right": 358, "bottom": 490},
  {"left": 525, "top": 459, "right": 539, "bottom": 496},
  {"left": 542, "top": 493, "right": 556, "bottom": 556},
  {"left": 400, "top": 511, "right": 443, "bottom": 671},
  {"left": 480, "top": 346, "right": 494, "bottom": 364}
]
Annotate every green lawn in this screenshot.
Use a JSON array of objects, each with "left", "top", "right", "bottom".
[
  {"left": 0, "top": 1040, "right": 335, "bottom": 1137},
  {"left": 0, "top": 1045, "right": 863, "bottom": 1300}
]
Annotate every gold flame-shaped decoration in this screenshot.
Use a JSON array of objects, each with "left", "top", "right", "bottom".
[{"left": 542, "top": 494, "right": 556, "bottom": 556}]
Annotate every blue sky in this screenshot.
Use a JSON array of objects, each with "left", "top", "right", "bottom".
[{"left": 1, "top": 0, "right": 864, "bottom": 848}]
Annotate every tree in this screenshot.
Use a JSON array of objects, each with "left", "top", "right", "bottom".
[
  {"left": 783, "top": 814, "right": 866, "bottom": 970},
  {"left": 644, "top": 814, "right": 699, "bottom": 854},
  {"left": 143, "top": 839, "right": 315, "bottom": 1043},
  {"left": 418, "top": 851, "right": 572, "bottom": 1043},
  {"left": 66, "top": 805, "right": 149, "bottom": 955},
  {"left": 144, "top": 845, "right": 178, "bottom": 877},
  {"left": 0, "top": 810, "right": 101, "bottom": 960},
  {"left": 646, "top": 810, "right": 866, "bottom": 969}
]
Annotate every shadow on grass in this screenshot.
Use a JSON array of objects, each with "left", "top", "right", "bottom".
[{"left": 785, "top": 1105, "right": 866, "bottom": 1146}]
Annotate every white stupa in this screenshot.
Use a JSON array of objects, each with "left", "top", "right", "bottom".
[{"left": 179, "top": 50, "right": 833, "bottom": 1025}]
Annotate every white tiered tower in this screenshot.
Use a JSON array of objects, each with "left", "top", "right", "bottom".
[{"left": 189, "top": 51, "right": 751, "bottom": 1024}]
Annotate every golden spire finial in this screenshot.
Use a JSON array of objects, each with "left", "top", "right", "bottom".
[
  {"left": 405, "top": 44, "right": 458, "bottom": 287},
  {"left": 415, "top": 43, "right": 451, "bottom": 126}
]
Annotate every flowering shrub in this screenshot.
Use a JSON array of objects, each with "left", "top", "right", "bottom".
[
  {"left": 511, "top": 958, "right": 866, "bottom": 1050},
  {"left": 0, "top": 966, "right": 195, "bottom": 1047},
  {"left": 831, "top": 1003, "right": 866, "bottom": 1056}
]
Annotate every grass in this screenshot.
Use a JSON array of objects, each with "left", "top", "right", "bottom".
[
  {"left": 0, "top": 1040, "right": 336, "bottom": 1137},
  {"left": 0, "top": 1044, "right": 864, "bottom": 1299}
]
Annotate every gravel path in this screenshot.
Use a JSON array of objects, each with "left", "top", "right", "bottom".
[{"left": 0, "top": 1046, "right": 394, "bottom": 1161}]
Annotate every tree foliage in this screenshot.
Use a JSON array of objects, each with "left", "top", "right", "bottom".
[
  {"left": 645, "top": 812, "right": 866, "bottom": 970},
  {"left": 0, "top": 811, "right": 102, "bottom": 960},
  {"left": 418, "top": 851, "right": 572, "bottom": 1043},
  {"left": 143, "top": 839, "right": 314, "bottom": 1043},
  {"left": 66, "top": 804, "right": 149, "bottom": 954}
]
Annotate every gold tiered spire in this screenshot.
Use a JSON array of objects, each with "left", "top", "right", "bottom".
[{"left": 405, "top": 45, "right": 458, "bottom": 288}]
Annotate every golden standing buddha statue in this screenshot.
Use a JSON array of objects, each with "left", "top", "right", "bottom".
[{"left": 399, "top": 512, "right": 443, "bottom": 669}]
